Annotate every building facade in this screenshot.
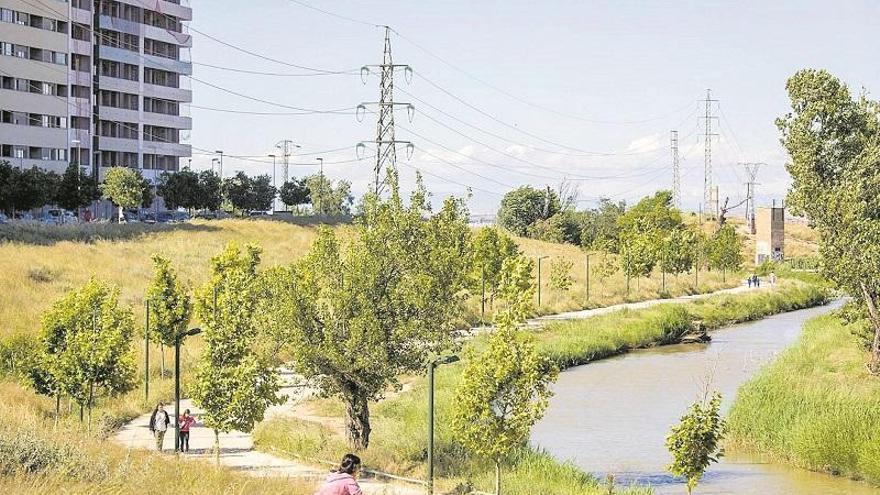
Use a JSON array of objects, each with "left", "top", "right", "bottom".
[
  {"left": 755, "top": 205, "right": 785, "bottom": 264},
  {"left": 0, "top": 0, "right": 191, "bottom": 184}
]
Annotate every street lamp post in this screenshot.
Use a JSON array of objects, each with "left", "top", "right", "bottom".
[
  {"left": 71, "top": 139, "right": 81, "bottom": 222},
  {"left": 427, "top": 354, "right": 459, "bottom": 494},
  {"left": 174, "top": 327, "right": 202, "bottom": 453},
  {"left": 316, "top": 157, "right": 324, "bottom": 215},
  {"left": 211, "top": 158, "right": 219, "bottom": 174},
  {"left": 215, "top": 150, "right": 224, "bottom": 179},
  {"left": 268, "top": 154, "right": 277, "bottom": 212},
  {"left": 537, "top": 255, "right": 549, "bottom": 307}
]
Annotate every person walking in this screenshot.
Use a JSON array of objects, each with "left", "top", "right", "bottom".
[
  {"left": 178, "top": 409, "right": 196, "bottom": 453},
  {"left": 315, "top": 453, "right": 363, "bottom": 495},
  {"left": 747, "top": 274, "right": 753, "bottom": 288},
  {"left": 148, "top": 402, "right": 170, "bottom": 452}
]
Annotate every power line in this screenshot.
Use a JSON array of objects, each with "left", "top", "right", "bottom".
[{"left": 192, "top": 61, "right": 359, "bottom": 77}]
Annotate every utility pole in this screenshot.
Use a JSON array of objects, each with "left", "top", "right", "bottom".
[
  {"left": 358, "top": 26, "right": 415, "bottom": 195},
  {"left": 740, "top": 162, "right": 764, "bottom": 234},
  {"left": 701, "top": 90, "right": 719, "bottom": 219},
  {"left": 671, "top": 130, "right": 681, "bottom": 209},
  {"left": 275, "top": 140, "right": 299, "bottom": 186}
]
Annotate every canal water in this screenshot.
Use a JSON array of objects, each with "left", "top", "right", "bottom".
[{"left": 531, "top": 302, "right": 880, "bottom": 494}]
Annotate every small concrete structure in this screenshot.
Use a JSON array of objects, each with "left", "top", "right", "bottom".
[{"left": 755, "top": 205, "right": 785, "bottom": 264}]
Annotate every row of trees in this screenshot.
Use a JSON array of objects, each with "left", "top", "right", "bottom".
[{"left": 0, "top": 161, "right": 102, "bottom": 215}]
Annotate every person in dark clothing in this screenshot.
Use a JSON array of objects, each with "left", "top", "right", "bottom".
[
  {"left": 178, "top": 408, "right": 196, "bottom": 452},
  {"left": 148, "top": 402, "right": 171, "bottom": 452}
]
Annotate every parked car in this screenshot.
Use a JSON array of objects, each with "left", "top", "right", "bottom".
[
  {"left": 248, "top": 210, "right": 270, "bottom": 217},
  {"left": 155, "top": 211, "right": 174, "bottom": 223},
  {"left": 41, "top": 209, "right": 78, "bottom": 225},
  {"left": 0, "top": 212, "right": 7, "bottom": 224},
  {"left": 171, "top": 211, "right": 190, "bottom": 223}
]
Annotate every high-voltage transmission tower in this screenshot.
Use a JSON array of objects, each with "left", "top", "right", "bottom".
[
  {"left": 702, "top": 89, "right": 719, "bottom": 218},
  {"left": 357, "top": 26, "right": 415, "bottom": 195},
  {"left": 740, "top": 162, "right": 764, "bottom": 234},
  {"left": 670, "top": 130, "right": 681, "bottom": 209},
  {"left": 275, "top": 139, "right": 300, "bottom": 184}
]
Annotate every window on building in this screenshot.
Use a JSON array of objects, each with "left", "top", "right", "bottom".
[
  {"left": 145, "top": 38, "right": 179, "bottom": 60},
  {"left": 71, "top": 85, "right": 90, "bottom": 99},
  {"left": 144, "top": 68, "right": 179, "bottom": 88},
  {"left": 144, "top": 97, "right": 180, "bottom": 116}
]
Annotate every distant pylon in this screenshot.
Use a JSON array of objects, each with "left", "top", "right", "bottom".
[
  {"left": 357, "top": 26, "right": 415, "bottom": 195},
  {"left": 275, "top": 139, "right": 299, "bottom": 185},
  {"left": 702, "top": 89, "right": 719, "bottom": 218},
  {"left": 671, "top": 130, "right": 681, "bottom": 209},
  {"left": 740, "top": 162, "right": 764, "bottom": 234}
]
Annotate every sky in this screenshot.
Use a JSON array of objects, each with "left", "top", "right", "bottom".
[{"left": 188, "top": 0, "right": 880, "bottom": 215}]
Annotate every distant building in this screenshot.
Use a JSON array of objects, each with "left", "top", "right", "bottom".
[
  {"left": 755, "top": 205, "right": 784, "bottom": 264},
  {"left": 0, "top": 0, "right": 192, "bottom": 183}
]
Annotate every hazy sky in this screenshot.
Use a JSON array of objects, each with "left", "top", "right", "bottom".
[{"left": 188, "top": 0, "right": 880, "bottom": 214}]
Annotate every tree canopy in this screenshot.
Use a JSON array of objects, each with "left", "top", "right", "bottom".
[
  {"left": 55, "top": 162, "right": 100, "bottom": 213},
  {"left": 497, "top": 186, "right": 560, "bottom": 236},
  {"left": 777, "top": 68, "right": 880, "bottom": 370},
  {"left": 101, "top": 167, "right": 149, "bottom": 222}
]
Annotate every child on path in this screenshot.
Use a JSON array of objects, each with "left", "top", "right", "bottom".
[
  {"left": 315, "top": 453, "right": 363, "bottom": 495},
  {"left": 178, "top": 409, "right": 196, "bottom": 452},
  {"left": 148, "top": 402, "right": 170, "bottom": 452}
]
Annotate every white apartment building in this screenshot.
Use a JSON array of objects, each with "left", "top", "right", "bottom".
[{"left": 0, "top": 0, "right": 192, "bottom": 184}]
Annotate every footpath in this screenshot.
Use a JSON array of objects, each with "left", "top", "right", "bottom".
[{"left": 113, "top": 283, "right": 757, "bottom": 493}]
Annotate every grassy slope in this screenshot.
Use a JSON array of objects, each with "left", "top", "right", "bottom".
[
  {"left": 727, "top": 314, "right": 880, "bottom": 485},
  {"left": 254, "top": 282, "right": 827, "bottom": 495}
]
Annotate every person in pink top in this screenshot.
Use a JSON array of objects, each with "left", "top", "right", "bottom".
[
  {"left": 178, "top": 409, "right": 196, "bottom": 453},
  {"left": 315, "top": 453, "right": 363, "bottom": 495}
]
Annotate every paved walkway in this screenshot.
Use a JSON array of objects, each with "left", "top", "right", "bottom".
[
  {"left": 112, "top": 370, "right": 423, "bottom": 494},
  {"left": 113, "top": 283, "right": 762, "bottom": 492}
]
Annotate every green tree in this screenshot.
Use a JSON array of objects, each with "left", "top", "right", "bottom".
[
  {"left": 581, "top": 198, "right": 626, "bottom": 252},
  {"left": 660, "top": 228, "right": 697, "bottom": 290},
  {"left": 250, "top": 174, "right": 276, "bottom": 212},
  {"left": 618, "top": 190, "right": 683, "bottom": 238},
  {"left": 196, "top": 170, "right": 222, "bottom": 212},
  {"left": 471, "top": 227, "right": 520, "bottom": 310},
  {"left": 221, "top": 171, "right": 252, "bottom": 215},
  {"left": 191, "top": 243, "right": 283, "bottom": 463},
  {"left": 619, "top": 232, "right": 657, "bottom": 293},
  {"left": 452, "top": 258, "right": 558, "bottom": 495},
  {"left": 497, "top": 186, "right": 560, "bottom": 236},
  {"left": 46, "top": 279, "right": 136, "bottom": 428},
  {"left": 666, "top": 392, "right": 726, "bottom": 495},
  {"left": 304, "top": 174, "right": 353, "bottom": 215},
  {"left": 706, "top": 225, "right": 743, "bottom": 282},
  {"left": 264, "top": 176, "right": 471, "bottom": 449},
  {"left": 55, "top": 162, "right": 100, "bottom": 215},
  {"left": 279, "top": 177, "right": 310, "bottom": 209},
  {"left": 777, "top": 68, "right": 880, "bottom": 370},
  {"left": 1, "top": 166, "right": 60, "bottom": 214},
  {"left": 101, "top": 167, "right": 147, "bottom": 223},
  {"left": 145, "top": 254, "right": 191, "bottom": 376},
  {"left": 157, "top": 168, "right": 200, "bottom": 211},
  {"left": 549, "top": 258, "right": 574, "bottom": 292}
]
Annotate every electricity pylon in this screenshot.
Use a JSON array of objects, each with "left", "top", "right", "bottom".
[
  {"left": 702, "top": 89, "right": 719, "bottom": 218},
  {"left": 740, "top": 162, "right": 764, "bottom": 234},
  {"left": 671, "top": 130, "right": 681, "bottom": 209},
  {"left": 357, "top": 26, "right": 415, "bottom": 195}
]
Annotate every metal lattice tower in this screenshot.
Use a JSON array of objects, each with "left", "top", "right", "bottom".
[
  {"left": 275, "top": 139, "right": 299, "bottom": 184},
  {"left": 358, "top": 26, "right": 415, "bottom": 195},
  {"left": 670, "top": 130, "right": 681, "bottom": 209},
  {"left": 702, "top": 89, "right": 719, "bottom": 218},
  {"left": 740, "top": 162, "right": 764, "bottom": 234}
]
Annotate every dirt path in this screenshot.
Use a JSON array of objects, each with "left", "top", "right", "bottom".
[{"left": 113, "top": 283, "right": 760, "bottom": 492}]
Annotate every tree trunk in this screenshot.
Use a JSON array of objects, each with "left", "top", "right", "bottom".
[
  {"left": 118, "top": 205, "right": 124, "bottom": 224},
  {"left": 343, "top": 389, "right": 371, "bottom": 450},
  {"left": 160, "top": 343, "right": 166, "bottom": 377},
  {"left": 54, "top": 393, "right": 60, "bottom": 428},
  {"left": 87, "top": 381, "right": 94, "bottom": 432},
  {"left": 495, "top": 460, "right": 502, "bottom": 495},
  {"left": 859, "top": 283, "right": 880, "bottom": 373},
  {"left": 214, "top": 429, "right": 220, "bottom": 465}
]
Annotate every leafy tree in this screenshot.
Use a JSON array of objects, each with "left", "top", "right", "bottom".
[
  {"left": 55, "top": 162, "right": 100, "bottom": 214},
  {"left": 0, "top": 160, "right": 13, "bottom": 214},
  {"left": 101, "top": 167, "right": 148, "bottom": 223},
  {"left": 221, "top": 171, "right": 252, "bottom": 214},
  {"left": 618, "top": 190, "right": 683, "bottom": 238},
  {"left": 581, "top": 198, "right": 626, "bottom": 252},
  {"left": 666, "top": 392, "right": 726, "bottom": 495},
  {"left": 249, "top": 174, "right": 276, "bottom": 212},
  {"left": 139, "top": 174, "right": 154, "bottom": 209},
  {"left": 191, "top": 243, "right": 283, "bottom": 463},
  {"left": 196, "top": 170, "right": 222, "bottom": 212},
  {"left": 279, "top": 178, "right": 310, "bottom": 208},
  {"left": 157, "top": 168, "right": 200, "bottom": 211},
  {"left": 549, "top": 258, "right": 574, "bottom": 292},
  {"left": 497, "top": 186, "right": 560, "bottom": 236},
  {"left": 660, "top": 228, "right": 697, "bottom": 291},
  {"left": 264, "top": 176, "right": 471, "bottom": 449},
  {"left": 526, "top": 217, "right": 565, "bottom": 243},
  {"left": 145, "top": 254, "right": 191, "bottom": 376},
  {"left": 0, "top": 165, "right": 60, "bottom": 214},
  {"left": 46, "top": 279, "right": 136, "bottom": 428},
  {"left": 777, "top": 68, "right": 880, "bottom": 370},
  {"left": 619, "top": 232, "right": 657, "bottom": 293},
  {"left": 452, "top": 258, "right": 558, "bottom": 495},
  {"left": 706, "top": 225, "right": 743, "bottom": 282},
  {"left": 471, "top": 227, "right": 520, "bottom": 309},
  {"left": 304, "top": 174, "right": 353, "bottom": 215}
]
